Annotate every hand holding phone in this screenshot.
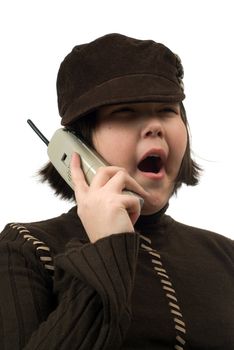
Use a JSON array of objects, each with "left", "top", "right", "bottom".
[
  {"left": 70, "top": 151, "right": 147, "bottom": 241},
  {"left": 27, "top": 120, "right": 145, "bottom": 240}
]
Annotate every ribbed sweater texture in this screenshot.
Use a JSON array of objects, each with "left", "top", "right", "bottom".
[{"left": 0, "top": 206, "right": 233, "bottom": 349}]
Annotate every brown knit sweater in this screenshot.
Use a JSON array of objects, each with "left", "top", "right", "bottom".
[{"left": 0, "top": 206, "right": 233, "bottom": 349}]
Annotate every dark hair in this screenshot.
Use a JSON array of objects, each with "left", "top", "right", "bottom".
[
  {"left": 173, "top": 103, "right": 201, "bottom": 193},
  {"left": 38, "top": 103, "right": 201, "bottom": 200}
]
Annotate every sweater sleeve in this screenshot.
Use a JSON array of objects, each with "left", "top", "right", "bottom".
[{"left": 0, "top": 224, "right": 139, "bottom": 350}]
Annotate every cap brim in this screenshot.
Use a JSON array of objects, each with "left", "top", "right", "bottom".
[{"left": 61, "top": 74, "right": 185, "bottom": 126}]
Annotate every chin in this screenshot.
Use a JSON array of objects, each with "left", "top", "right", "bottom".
[
  {"left": 141, "top": 198, "right": 168, "bottom": 215},
  {"left": 140, "top": 186, "right": 173, "bottom": 215}
]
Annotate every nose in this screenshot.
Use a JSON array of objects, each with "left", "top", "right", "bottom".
[{"left": 141, "top": 117, "right": 164, "bottom": 139}]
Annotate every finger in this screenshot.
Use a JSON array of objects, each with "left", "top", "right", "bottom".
[
  {"left": 119, "top": 193, "right": 141, "bottom": 225},
  {"left": 90, "top": 165, "right": 126, "bottom": 189},
  {"left": 70, "top": 152, "right": 89, "bottom": 193},
  {"left": 104, "top": 169, "right": 149, "bottom": 199}
]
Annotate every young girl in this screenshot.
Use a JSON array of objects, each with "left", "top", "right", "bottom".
[{"left": 0, "top": 33, "right": 233, "bottom": 350}]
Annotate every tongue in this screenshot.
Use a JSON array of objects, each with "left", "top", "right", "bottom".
[{"left": 138, "top": 156, "right": 162, "bottom": 173}]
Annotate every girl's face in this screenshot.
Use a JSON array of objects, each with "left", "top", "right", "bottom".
[{"left": 92, "top": 102, "right": 187, "bottom": 215}]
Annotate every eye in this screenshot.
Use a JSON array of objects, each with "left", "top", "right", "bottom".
[
  {"left": 111, "top": 107, "right": 135, "bottom": 117},
  {"left": 158, "top": 106, "right": 179, "bottom": 116},
  {"left": 111, "top": 106, "right": 136, "bottom": 122}
]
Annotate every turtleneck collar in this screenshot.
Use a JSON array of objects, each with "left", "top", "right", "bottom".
[{"left": 135, "top": 203, "right": 169, "bottom": 227}]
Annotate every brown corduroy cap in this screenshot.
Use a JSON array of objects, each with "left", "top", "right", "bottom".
[{"left": 57, "top": 33, "right": 185, "bottom": 126}]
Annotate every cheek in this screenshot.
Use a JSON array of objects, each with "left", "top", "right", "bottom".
[
  {"left": 92, "top": 126, "right": 130, "bottom": 165},
  {"left": 169, "top": 122, "right": 188, "bottom": 165},
  {"left": 92, "top": 127, "right": 111, "bottom": 158}
]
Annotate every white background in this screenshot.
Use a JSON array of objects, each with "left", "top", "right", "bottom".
[{"left": 0, "top": 0, "right": 233, "bottom": 239}]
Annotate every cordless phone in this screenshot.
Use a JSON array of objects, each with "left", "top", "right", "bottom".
[{"left": 27, "top": 120, "right": 144, "bottom": 207}]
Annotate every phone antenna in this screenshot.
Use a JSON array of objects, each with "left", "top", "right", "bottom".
[{"left": 27, "top": 119, "right": 49, "bottom": 146}]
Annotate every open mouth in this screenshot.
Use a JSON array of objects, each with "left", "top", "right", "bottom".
[{"left": 138, "top": 155, "right": 164, "bottom": 174}]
